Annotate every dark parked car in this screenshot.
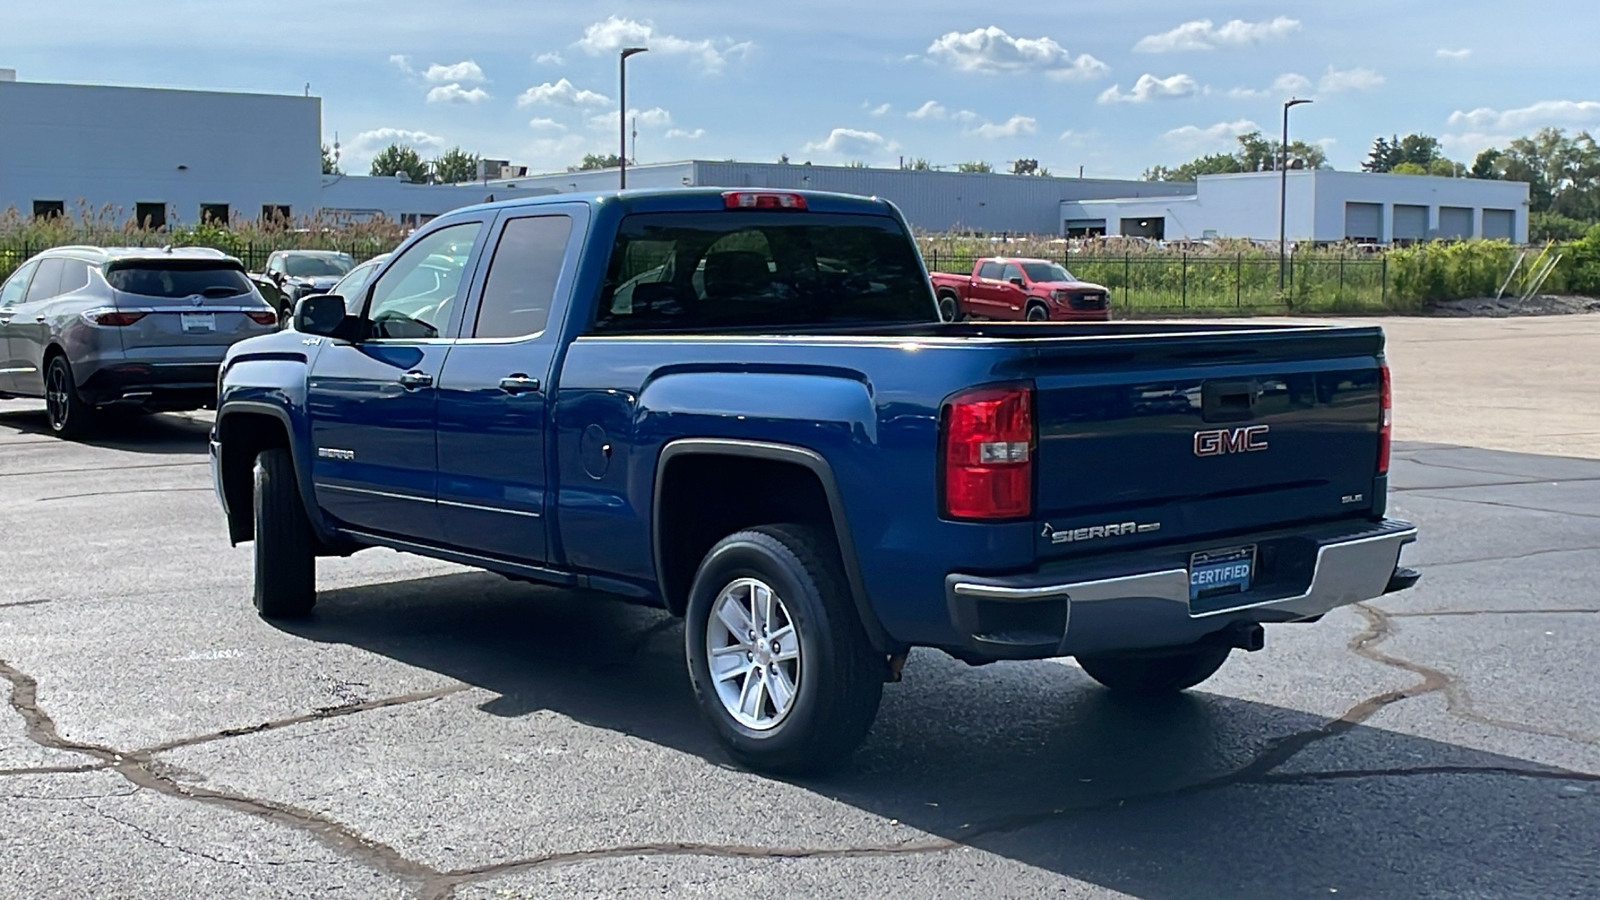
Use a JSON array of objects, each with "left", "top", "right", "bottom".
[{"left": 259, "top": 250, "right": 356, "bottom": 306}]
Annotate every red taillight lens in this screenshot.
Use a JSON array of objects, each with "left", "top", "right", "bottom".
[
  {"left": 84, "top": 309, "right": 147, "bottom": 326},
  {"left": 722, "top": 191, "right": 807, "bottom": 210},
  {"left": 942, "top": 384, "right": 1034, "bottom": 520},
  {"left": 1378, "top": 364, "right": 1392, "bottom": 475},
  {"left": 245, "top": 310, "right": 279, "bottom": 326}
]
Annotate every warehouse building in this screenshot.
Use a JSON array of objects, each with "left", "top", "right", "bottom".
[{"left": 1060, "top": 169, "right": 1531, "bottom": 244}]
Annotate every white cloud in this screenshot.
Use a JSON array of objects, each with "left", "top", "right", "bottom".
[
  {"left": 1059, "top": 129, "right": 1077, "bottom": 141},
  {"left": 953, "top": 109, "right": 979, "bottom": 123},
  {"left": 527, "top": 118, "right": 566, "bottom": 131},
  {"left": 966, "top": 115, "right": 1038, "bottom": 139},
  {"left": 802, "top": 127, "right": 898, "bottom": 156},
  {"left": 424, "top": 61, "right": 485, "bottom": 84},
  {"left": 1098, "top": 73, "right": 1199, "bottom": 104},
  {"left": 1436, "top": 48, "right": 1472, "bottom": 60},
  {"left": 926, "top": 26, "right": 1109, "bottom": 80},
  {"left": 388, "top": 54, "right": 414, "bottom": 75},
  {"left": 1135, "top": 17, "right": 1300, "bottom": 53},
  {"left": 665, "top": 128, "right": 705, "bottom": 139},
  {"left": 1319, "top": 66, "right": 1384, "bottom": 93},
  {"left": 1440, "top": 132, "right": 1510, "bottom": 159},
  {"left": 867, "top": 102, "right": 892, "bottom": 117},
  {"left": 588, "top": 107, "right": 674, "bottom": 131},
  {"left": 517, "top": 134, "right": 596, "bottom": 171},
  {"left": 534, "top": 51, "right": 565, "bottom": 65},
  {"left": 344, "top": 127, "right": 445, "bottom": 168},
  {"left": 1163, "top": 118, "right": 1260, "bottom": 153},
  {"left": 426, "top": 84, "right": 490, "bottom": 105},
  {"left": 1447, "top": 99, "right": 1600, "bottom": 132},
  {"left": 907, "top": 101, "right": 946, "bottom": 120},
  {"left": 1227, "top": 71, "right": 1313, "bottom": 100},
  {"left": 574, "top": 16, "right": 751, "bottom": 73},
  {"left": 518, "top": 78, "right": 611, "bottom": 108}
]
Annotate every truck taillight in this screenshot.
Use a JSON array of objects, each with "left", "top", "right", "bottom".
[
  {"left": 941, "top": 384, "right": 1033, "bottom": 520},
  {"left": 1378, "top": 364, "right": 1392, "bottom": 475},
  {"left": 722, "top": 191, "right": 807, "bottom": 210}
]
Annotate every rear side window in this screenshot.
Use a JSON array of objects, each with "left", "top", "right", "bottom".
[
  {"left": 594, "top": 211, "right": 934, "bottom": 333},
  {"left": 58, "top": 260, "right": 91, "bottom": 294},
  {"left": 474, "top": 215, "right": 572, "bottom": 338},
  {"left": 25, "top": 258, "right": 66, "bottom": 302},
  {"left": 106, "top": 262, "right": 252, "bottom": 298},
  {"left": 977, "top": 261, "right": 1004, "bottom": 279}
]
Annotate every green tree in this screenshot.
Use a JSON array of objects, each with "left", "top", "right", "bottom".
[
  {"left": 1363, "top": 136, "right": 1400, "bottom": 173},
  {"left": 321, "top": 144, "right": 341, "bottom": 175},
  {"left": 1144, "top": 152, "right": 1244, "bottom": 182},
  {"left": 1469, "top": 148, "right": 1503, "bottom": 179},
  {"left": 1145, "top": 131, "right": 1325, "bottom": 182},
  {"left": 568, "top": 153, "right": 624, "bottom": 172},
  {"left": 431, "top": 147, "right": 481, "bottom": 184},
  {"left": 1397, "top": 134, "right": 1444, "bottom": 167},
  {"left": 1428, "top": 158, "right": 1465, "bottom": 178},
  {"left": 1391, "top": 162, "right": 1429, "bottom": 175},
  {"left": 955, "top": 160, "right": 993, "bottom": 173},
  {"left": 370, "top": 144, "right": 430, "bottom": 183},
  {"left": 906, "top": 158, "right": 933, "bottom": 171},
  {"left": 1011, "top": 158, "right": 1039, "bottom": 176}
]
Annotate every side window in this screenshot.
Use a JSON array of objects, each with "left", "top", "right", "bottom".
[
  {"left": 473, "top": 215, "right": 572, "bottom": 339},
  {"left": 1000, "top": 264, "right": 1024, "bottom": 284},
  {"left": 0, "top": 261, "right": 39, "bottom": 307},
  {"left": 24, "top": 258, "right": 66, "bottom": 303},
  {"left": 977, "top": 261, "right": 1003, "bottom": 280},
  {"left": 58, "top": 260, "right": 91, "bottom": 295},
  {"left": 363, "top": 222, "right": 483, "bottom": 340}
]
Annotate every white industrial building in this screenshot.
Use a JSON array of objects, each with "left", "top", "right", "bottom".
[
  {"left": 0, "top": 73, "right": 1534, "bottom": 242},
  {"left": 1060, "top": 169, "right": 1531, "bottom": 245}
]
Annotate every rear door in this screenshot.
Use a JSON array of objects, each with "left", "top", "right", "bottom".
[
  {"left": 0, "top": 260, "right": 41, "bottom": 392},
  {"left": 435, "top": 207, "right": 584, "bottom": 562},
  {"left": 1028, "top": 328, "right": 1386, "bottom": 559},
  {"left": 306, "top": 218, "right": 488, "bottom": 543},
  {"left": 969, "top": 261, "right": 1006, "bottom": 317}
]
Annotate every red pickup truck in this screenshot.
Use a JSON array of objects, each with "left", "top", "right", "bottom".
[{"left": 931, "top": 257, "right": 1112, "bottom": 322}]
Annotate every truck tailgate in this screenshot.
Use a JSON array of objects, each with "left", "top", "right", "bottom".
[{"left": 1023, "top": 326, "right": 1385, "bottom": 560}]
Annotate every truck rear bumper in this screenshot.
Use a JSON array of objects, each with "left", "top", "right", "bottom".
[{"left": 943, "top": 519, "right": 1417, "bottom": 662}]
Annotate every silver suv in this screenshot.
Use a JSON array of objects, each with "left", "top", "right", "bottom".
[{"left": 0, "top": 246, "right": 280, "bottom": 437}]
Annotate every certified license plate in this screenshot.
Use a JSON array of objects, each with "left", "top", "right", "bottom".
[
  {"left": 1190, "top": 545, "right": 1255, "bottom": 601},
  {"left": 180, "top": 312, "right": 215, "bottom": 332}
]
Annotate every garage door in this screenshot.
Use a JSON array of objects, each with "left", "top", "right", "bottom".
[
  {"left": 1439, "top": 207, "right": 1473, "bottom": 239},
  {"left": 1484, "top": 208, "right": 1515, "bottom": 241},
  {"left": 1393, "top": 205, "right": 1428, "bottom": 242},
  {"left": 1344, "top": 203, "right": 1382, "bottom": 242}
]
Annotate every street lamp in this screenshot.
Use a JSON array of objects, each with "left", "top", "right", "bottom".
[
  {"left": 619, "top": 47, "right": 648, "bottom": 189},
  {"left": 1279, "top": 97, "right": 1313, "bottom": 291}
]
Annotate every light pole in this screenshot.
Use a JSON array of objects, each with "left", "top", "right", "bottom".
[
  {"left": 619, "top": 47, "right": 647, "bottom": 189},
  {"left": 1279, "top": 97, "right": 1312, "bottom": 291}
]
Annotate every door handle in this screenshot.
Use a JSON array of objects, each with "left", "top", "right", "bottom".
[
  {"left": 35, "top": 315, "right": 47, "bottom": 323},
  {"left": 397, "top": 370, "right": 434, "bottom": 390},
  {"left": 498, "top": 374, "right": 541, "bottom": 395}
]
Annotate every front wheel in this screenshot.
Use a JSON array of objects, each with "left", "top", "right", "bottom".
[
  {"left": 685, "top": 525, "right": 883, "bottom": 775},
  {"left": 44, "top": 355, "right": 95, "bottom": 439},
  {"left": 252, "top": 448, "right": 317, "bottom": 619},
  {"left": 1077, "top": 645, "right": 1231, "bottom": 695},
  {"left": 1025, "top": 303, "right": 1050, "bottom": 322}
]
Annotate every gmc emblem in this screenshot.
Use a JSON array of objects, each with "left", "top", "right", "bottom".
[{"left": 1194, "top": 425, "right": 1270, "bottom": 456}]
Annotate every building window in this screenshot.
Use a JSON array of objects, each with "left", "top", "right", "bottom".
[
  {"left": 200, "top": 204, "right": 230, "bottom": 226},
  {"left": 135, "top": 202, "right": 167, "bottom": 230},
  {"left": 261, "top": 204, "right": 291, "bottom": 225},
  {"left": 33, "top": 200, "right": 65, "bottom": 220}
]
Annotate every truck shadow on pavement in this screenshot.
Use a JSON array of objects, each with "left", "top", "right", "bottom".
[
  {"left": 0, "top": 406, "right": 212, "bottom": 455},
  {"left": 282, "top": 570, "right": 1600, "bottom": 899}
]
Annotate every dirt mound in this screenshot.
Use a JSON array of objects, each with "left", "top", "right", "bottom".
[{"left": 1429, "top": 295, "right": 1600, "bottom": 317}]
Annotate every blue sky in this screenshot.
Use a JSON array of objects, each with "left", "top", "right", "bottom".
[{"left": 8, "top": 1, "right": 1600, "bottom": 178}]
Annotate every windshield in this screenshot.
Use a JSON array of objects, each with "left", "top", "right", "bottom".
[
  {"left": 330, "top": 259, "right": 383, "bottom": 299},
  {"left": 1020, "top": 262, "right": 1075, "bottom": 283},
  {"left": 594, "top": 211, "right": 934, "bottom": 333},
  {"left": 285, "top": 255, "right": 354, "bottom": 277},
  {"left": 105, "top": 262, "right": 253, "bottom": 298}
]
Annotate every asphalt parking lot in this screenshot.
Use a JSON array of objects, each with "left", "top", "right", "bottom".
[{"left": 3, "top": 315, "right": 1599, "bottom": 899}]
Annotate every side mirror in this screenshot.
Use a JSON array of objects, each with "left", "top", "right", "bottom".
[
  {"left": 292, "top": 293, "right": 356, "bottom": 340},
  {"left": 1009, "top": 277, "right": 1026, "bottom": 288}
]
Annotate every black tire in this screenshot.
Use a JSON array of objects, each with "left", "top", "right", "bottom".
[
  {"left": 1025, "top": 303, "right": 1050, "bottom": 322},
  {"left": 252, "top": 448, "right": 317, "bottom": 619},
  {"left": 685, "top": 525, "right": 883, "bottom": 775},
  {"left": 1077, "top": 645, "right": 1231, "bottom": 695},
  {"left": 938, "top": 294, "right": 960, "bottom": 322},
  {"left": 44, "top": 355, "right": 95, "bottom": 439}
]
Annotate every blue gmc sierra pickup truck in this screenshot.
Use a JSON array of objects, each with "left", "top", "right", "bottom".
[{"left": 212, "top": 188, "right": 1418, "bottom": 773}]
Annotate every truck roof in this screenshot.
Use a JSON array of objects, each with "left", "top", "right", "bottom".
[{"left": 453, "top": 187, "right": 900, "bottom": 218}]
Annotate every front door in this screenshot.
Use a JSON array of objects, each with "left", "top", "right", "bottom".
[
  {"left": 0, "top": 260, "right": 40, "bottom": 393},
  {"left": 306, "top": 220, "right": 486, "bottom": 542},
  {"left": 435, "top": 210, "right": 582, "bottom": 563}
]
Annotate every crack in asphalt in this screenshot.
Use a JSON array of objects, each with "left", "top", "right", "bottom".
[
  {"left": 1395, "top": 455, "right": 1600, "bottom": 481},
  {"left": 83, "top": 801, "right": 325, "bottom": 869},
  {"left": 35, "top": 487, "right": 213, "bottom": 502},
  {"left": 1254, "top": 765, "right": 1600, "bottom": 785},
  {"left": 0, "top": 461, "right": 208, "bottom": 478},
  {"left": 0, "top": 762, "right": 109, "bottom": 777},
  {"left": 1402, "top": 545, "right": 1600, "bottom": 568},
  {"left": 1393, "top": 476, "right": 1600, "bottom": 494},
  {"left": 1386, "top": 608, "right": 1600, "bottom": 618},
  {"left": 0, "top": 599, "right": 53, "bottom": 609},
  {"left": 1405, "top": 491, "right": 1600, "bottom": 521}
]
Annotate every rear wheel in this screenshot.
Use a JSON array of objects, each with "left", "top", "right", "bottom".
[
  {"left": 1025, "top": 303, "right": 1050, "bottom": 322},
  {"left": 252, "top": 448, "right": 317, "bottom": 619},
  {"left": 685, "top": 525, "right": 883, "bottom": 774},
  {"left": 1077, "top": 645, "right": 1231, "bottom": 695},
  {"left": 44, "top": 355, "right": 95, "bottom": 439},
  {"left": 938, "top": 294, "right": 961, "bottom": 322}
]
